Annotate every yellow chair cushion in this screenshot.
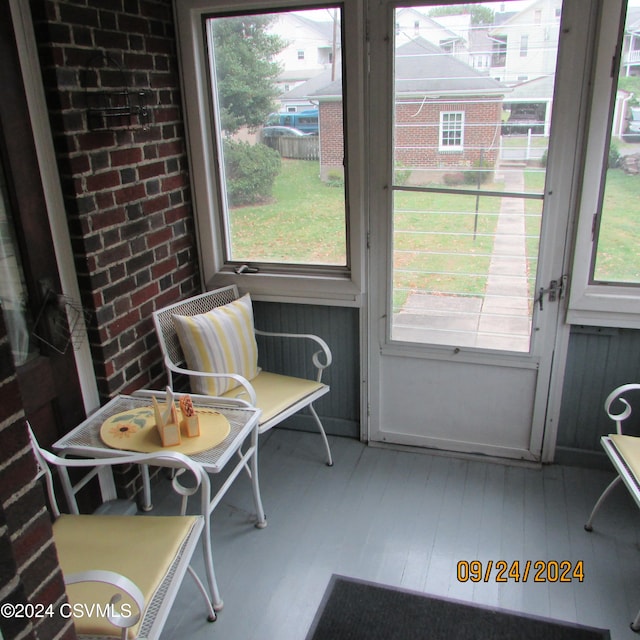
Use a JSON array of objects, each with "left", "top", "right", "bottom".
[
  {"left": 221, "top": 371, "right": 326, "bottom": 425},
  {"left": 610, "top": 433, "right": 640, "bottom": 481},
  {"left": 54, "top": 514, "right": 198, "bottom": 638}
]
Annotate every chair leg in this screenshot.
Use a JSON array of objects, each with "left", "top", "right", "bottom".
[
  {"left": 632, "top": 607, "right": 640, "bottom": 633},
  {"left": 584, "top": 475, "right": 622, "bottom": 532},
  {"left": 187, "top": 566, "right": 217, "bottom": 622},
  {"left": 309, "top": 403, "right": 333, "bottom": 466},
  {"left": 250, "top": 428, "right": 267, "bottom": 529},
  {"left": 202, "top": 518, "right": 224, "bottom": 611}
]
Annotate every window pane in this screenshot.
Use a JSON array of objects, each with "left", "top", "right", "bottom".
[
  {"left": 592, "top": 3, "right": 640, "bottom": 285},
  {"left": 205, "top": 8, "right": 347, "bottom": 267},
  {"left": 391, "top": 1, "right": 559, "bottom": 352},
  {"left": 0, "top": 164, "right": 36, "bottom": 366}
]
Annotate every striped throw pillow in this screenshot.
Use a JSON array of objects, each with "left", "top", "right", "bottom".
[{"left": 172, "top": 293, "right": 259, "bottom": 396}]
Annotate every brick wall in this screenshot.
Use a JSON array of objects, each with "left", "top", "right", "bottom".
[
  {"left": 30, "top": 0, "right": 201, "bottom": 401},
  {"left": 318, "top": 101, "right": 344, "bottom": 181},
  {"left": 0, "top": 315, "right": 75, "bottom": 640},
  {"left": 394, "top": 99, "right": 501, "bottom": 170},
  {"left": 319, "top": 97, "right": 501, "bottom": 178}
]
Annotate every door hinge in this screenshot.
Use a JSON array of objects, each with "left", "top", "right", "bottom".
[{"left": 535, "top": 275, "right": 567, "bottom": 311}]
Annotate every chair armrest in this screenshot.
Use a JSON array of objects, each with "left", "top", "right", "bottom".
[
  {"left": 254, "top": 330, "right": 332, "bottom": 380},
  {"left": 163, "top": 357, "right": 258, "bottom": 405},
  {"left": 64, "top": 569, "right": 145, "bottom": 634},
  {"left": 29, "top": 425, "right": 211, "bottom": 518},
  {"left": 604, "top": 383, "right": 640, "bottom": 434}
]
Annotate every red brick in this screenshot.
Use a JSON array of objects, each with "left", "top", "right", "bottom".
[
  {"left": 107, "top": 309, "right": 141, "bottom": 338},
  {"left": 131, "top": 282, "right": 160, "bottom": 307},
  {"left": 0, "top": 379, "right": 24, "bottom": 423},
  {"left": 90, "top": 207, "right": 127, "bottom": 231},
  {"left": 110, "top": 147, "right": 144, "bottom": 167},
  {"left": 147, "top": 227, "right": 172, "bottom": 248},
  {"left": 0, "top": 456, "right": 37, "bottom": 506},
  {"left": 138, "top": 160, "right": 165, "bottom": 179},
  {"left": 114, "top": 184, "right": 146, "bottom": 204},
  {"left": 12, "top": 512, "right": 54, "bottom": 569},
  {"left": 151, "top": 255, "right": 178, "bottom": 280},
  {"left": 142, "top": 194, "right": 170, "bottom": 215},
  {"left": 160, "top": 173, "right": 187, "bottom": 191}
]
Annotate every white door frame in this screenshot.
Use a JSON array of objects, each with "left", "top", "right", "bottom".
[
  {"left": 365, "top": 0, "right": 598, "bottom": 462},
  {"left": 9, "top": 0, "right": 99, "bottom": 414}
]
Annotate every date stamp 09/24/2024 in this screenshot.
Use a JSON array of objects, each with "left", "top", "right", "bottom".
[
  {"left": 0, "top": 560, "right": 585, "bottom": 622},
  {"left": 457, "top": 560, "right": 585, "bottom": 583}
]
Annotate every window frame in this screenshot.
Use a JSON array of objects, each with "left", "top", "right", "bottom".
[
  {"left": 566, "top": 0, "right": 640, "bottom": 328},
  {"left": 173, "top": 0, "right": 365, "bottom": 306},
  {"left": 439, "top": 111, "right": 464, "bottom": 151}
]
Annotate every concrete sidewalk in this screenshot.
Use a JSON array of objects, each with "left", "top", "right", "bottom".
[{"left": 393, "top": 164, "right": 533, "bottom": 352}]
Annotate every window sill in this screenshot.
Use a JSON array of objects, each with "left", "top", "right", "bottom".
[
  {"left": 207, "top": 270, "right": 363, "bottom": 307},
  {"left": 566, "top": 285, "right": 640, "bottom": 330}
]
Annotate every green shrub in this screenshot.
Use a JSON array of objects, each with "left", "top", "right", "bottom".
[
  {"left": 394, "top": 162, "right": 411, "bottom": 186},
  {"left": 463, "top": 158, "right": 493, "bottom": 185},
  {"left": 223, "top": 140, "right": 281, "bottom": 206},
  {"left": 608, "top": 141, "right": 621, "bottom": 169},
  {"left": 326, "top": 169, "right": 344, "bottom": 188},
  {"left": 443, "top": 172, "right": 465, "bottom": 186}
]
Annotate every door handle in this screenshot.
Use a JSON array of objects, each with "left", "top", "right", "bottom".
[{"left": 535, "top": 275, "right": 567, "bottom": 311}]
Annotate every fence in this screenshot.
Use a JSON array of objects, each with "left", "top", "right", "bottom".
[{"left": 265, "top": 135, "right": 319, "bottom": 160}]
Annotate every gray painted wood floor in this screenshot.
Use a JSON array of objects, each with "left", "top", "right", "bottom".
[{"left": 155, "top": 429, "right": 640, "bottom": 640}]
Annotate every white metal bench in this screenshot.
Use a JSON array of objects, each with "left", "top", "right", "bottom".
[{"left": 584, "top": 383, "right": 640, "bottom": 632}]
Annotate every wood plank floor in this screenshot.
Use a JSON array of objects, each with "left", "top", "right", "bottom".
[{"left": 156, "top": 429, "right": 640, "bottom": 640}]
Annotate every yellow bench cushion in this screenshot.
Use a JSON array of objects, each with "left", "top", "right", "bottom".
[
  {"left": 610, "top": 433, "right": 640, "bottom": 481},
  {"left": 54, "top": 514, "right": 198, "bottom": 638},
  {"left": 221, "top": 371, "right": 326, "bottom": 425}
]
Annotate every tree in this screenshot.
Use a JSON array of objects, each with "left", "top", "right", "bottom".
[
  {"left": 428, "top": 4, "right": 494, "bottom": 26},
  {"left": 210, "top": 16, "right": 285, "bottom": 134}
]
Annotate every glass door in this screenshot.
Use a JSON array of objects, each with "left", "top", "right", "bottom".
[{"left": 368, "top": 0, "right": 592, "bottom": 460}]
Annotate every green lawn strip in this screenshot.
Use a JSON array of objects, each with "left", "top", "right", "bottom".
[
  {"left": 392, "top": 187, "right": 502, "bottom": 312},
  {"left": 594, "top": 168, "right": 640, "bottom": 283},
  {"left": 228, "top": 159, "right": 347, "bottom": 265}
]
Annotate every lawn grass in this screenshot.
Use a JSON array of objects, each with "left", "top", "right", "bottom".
[
  {"left": 229, "top": 159, "right": 346, "bottom": 265},
  {"left": 594, "top": 168, "right": 640, "bottom": 282},
  {"left": 228, "top": 158, "right": 640, "bottom": 296},
  {"left": 392, "top": 188, "right": 502, "bottom": 310}
]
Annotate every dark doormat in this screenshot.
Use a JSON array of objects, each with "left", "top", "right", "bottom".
[{"left": 306, "top": 575, "right": 610, "bottom": 640}]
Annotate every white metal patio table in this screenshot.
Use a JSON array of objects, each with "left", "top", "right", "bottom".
[{"left": 52, "top": 390, "right": 267, "bottom": 610}]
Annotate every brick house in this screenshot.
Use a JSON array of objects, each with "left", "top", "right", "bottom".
[{"left": 310, "top": 38, "right": 506, "bottom": 182}]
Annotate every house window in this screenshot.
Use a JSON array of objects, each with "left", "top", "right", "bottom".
[
  {"left": 204, "top": 9, "right": 346, "bottom": 268},
  {"left": 175, "top": 1, "right": 363, "bottom": 302},
  {"left": 440, "top": 112, "right": 464, "bottom": 150},
  {"left": 520, "top": 34, "right": 528, "bottom": 56},
  {"left": 568, "top": 0, "right": 640, "bottom": 327},
  {"left": 492, "top": 36, "right": 507, "bottom": 67}
]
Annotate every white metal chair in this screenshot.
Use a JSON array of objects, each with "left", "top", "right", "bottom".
[
  {"left": 584, "top": 383, "right": 640, "bottom": 632},
  {"left": 28, "top": 424, "right": 220, "bottom": 640},
  {"left": 153, "top": 285, "right": 334, "bottom": 465}
]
